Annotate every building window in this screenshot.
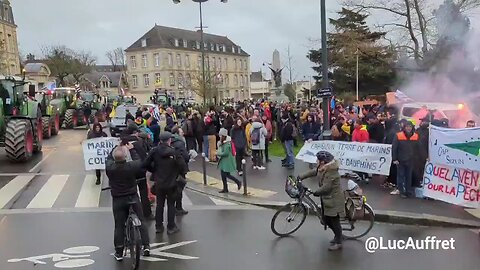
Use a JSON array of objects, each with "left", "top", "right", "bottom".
[
  {"left": 210, "top": 43, "right": 215, "bottom": 51},
  {"left": 240, "top": 60, "right": 243, "bottom": 71},
  {"left": 183, "top": 40, "right": 188, "bottom": 48},
  {"left": 234, "top": 59, "right": 237, "bottom": 70},
  {"left": 132, "top": 75, "right": 138, "bottom": 87},
  {"left": 154, "top": 53, "right": 160, "bottom": 67},
  {"left": 218, "top": 58, "right": 222, "bottom": 70},
  {"left": 186, "top": 73, "right": 191, "bottom": 86},
  {"left": 223, "top": 45, "right": 226, "bottom": 53},
  {"left": 240, "top": 75, "right": 244, "bottom": 87},
  {"left": 244, "top": 60, "right": 248, "bottom": 71},
  {"left": 232, "top": 46, "right": 235, "bottom": 53},
  {"left": 178, "top": 73, "right": 184, "bottom": 89},
  {"left": 143, "top": 74, "right": 150, "bottom": 87},
  {"left": 196, "top": 41, "right": 200, "bottom": 50},
  {"left": 225, "top": 74, "right": 229, "bottom": 87},
  {"left": 142, "top": 54, "right": 147, "bottom": 68},
  {"left": 212, "top": 57, "right": 216, "bottom": 69},
  {"left": 169, "top": 73, "right": 175, "bottom": 86},
  {"left": 130, "top": 56, "right": 136, "bottom": 69},
  {"left": 174, "top": 39, "right": 179, "bottom": 47},
  {"left": 168, "top": 53, "right": 173, "bottom": 67},
  {"left": 155, "top": 73, "right": 161, "bottom": 84},
  {"left": 238, "top": 46, "right": 241, "bottom": 53},
  {"left": 216, "top": 44, "right": 220, "bottom": 51},
  {"left": 185, "top": 55, "right": 190, "bottom": 67},
  {"left": 206, "top": 57, "right": 210, "bottom": 68},
  {"left": 141, "top": 39, "right": 147, "bottom": 47},
  {"left": 204, "top": 42, "right": 208, "bottom": 50},
  {"left": 234, "top": 74, "right": 238, "bottom": 86},
  {"left": 224, "top": 58, "right": 228, "bottom": 70},
  {"left": 197, "top": 56, "right": 202, "bottom": 69},
  {"left": 176, "top": 54, "right": 182, "bottom": 67}
]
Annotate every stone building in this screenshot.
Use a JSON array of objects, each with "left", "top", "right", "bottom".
[{"left": 0, "top": 0, "right": 20, "bottom": 76}]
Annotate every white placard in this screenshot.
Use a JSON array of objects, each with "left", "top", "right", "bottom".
[
  {"left": 296, "top": 141, "right": 392, "bottom": 175},
  {"left": 429, "top": 125, "right": 480, "bottom": 170},
  {"left": 82, "top": 137, "right": 120, "bottom": 170},
  {"left": 423, "top": 162, "right": 480, "bottom": 208}
]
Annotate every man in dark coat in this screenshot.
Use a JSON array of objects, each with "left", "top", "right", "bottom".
[{"left": 392, "top": 121, "right": 419, "bottom": 198}]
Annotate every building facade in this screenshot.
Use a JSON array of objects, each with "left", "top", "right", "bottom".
[
  {"left": 250, "top": 71, "right": 271, "bottom": 100},
  {"left": 0, "top": 0, "right": 20, "bottom": 76},
  {"left": 125, "top": 25, "right": 250, "bottom": 103}
]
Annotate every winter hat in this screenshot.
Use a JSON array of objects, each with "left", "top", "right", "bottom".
[{"left": 219, "top": 128, "right": 228, "bottom": 137}]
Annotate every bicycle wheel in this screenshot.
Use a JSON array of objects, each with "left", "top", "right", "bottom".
[
  {"left": 271, "top": 203, "right": 307, "bottom": 237},
  {"left": 342, "top": 203, "right": 375, "bottom": 240},
  {"left": 127, "top": 220, "right": 142, "bottom": 270}
]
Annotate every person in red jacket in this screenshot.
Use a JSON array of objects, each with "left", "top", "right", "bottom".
[{"left": 352, "top": 119, "right": 370, "bottom": 143}]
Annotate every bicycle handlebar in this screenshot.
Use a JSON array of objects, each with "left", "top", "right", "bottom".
[{"left": 101, "top": 177, "right": 147, "bottom": 191}]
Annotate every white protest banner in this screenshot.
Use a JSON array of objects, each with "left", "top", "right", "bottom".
[
  {"left": 82, "top": 137, "right": 120, "bottom": 170},
  {"left": 423, "top": 162, "right": 480, "bottom": 208},
  {"left": 429, "top": 125, "right": 480, "bottom": 170},
  {"left": 296, "top": 141, "right": 392, "bottom": 175}
]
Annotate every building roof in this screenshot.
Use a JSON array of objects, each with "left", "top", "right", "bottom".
[
  {"left": 250, "top": 71, "right": 264, "bottom": 82},
  {"left": 126, "top": 25, "right": 249, "bottom": 56},
  {"left": 24, "top": 63, "right": 51, "bottom": 75},
  {"left": 0, "top": 0, "right": 15, "bottom": 26},
  {"left": 95, "top": 65, "right": 126, "bottom": 72},
  {"left": 83, "top": 72, "right": 124, "bottom": 88}
]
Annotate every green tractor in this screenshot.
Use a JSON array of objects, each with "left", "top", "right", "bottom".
[
  {"left": 150, "top": 89, "right": 171, "bottom": 107},
  {"left": 0, "top": 76, "right": 43, "bottom": 162},
  {"left": 76, "top": 91, "right": 106, "bottom": 124},
  {"left": 53, "top": 88, "right": 105, "bottom": 128},
  {"left": 34, "top": 89, "right": 65, "bottom": 138}
]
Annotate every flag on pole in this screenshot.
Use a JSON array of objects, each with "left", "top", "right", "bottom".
[{"left": 153, "top": 106, "right": 161, "bottom": 120}]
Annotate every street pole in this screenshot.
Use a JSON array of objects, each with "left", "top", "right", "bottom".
[
  {"left": 199, "top": 1, "right": 207, "bottom": 105},
  {"left": 320, "top": 0, "right": 330, "bottom": 132},
  {"left": 356, "top": 48, "right": 359, "bottom": 101}
]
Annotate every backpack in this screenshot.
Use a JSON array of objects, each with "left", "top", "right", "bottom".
[
  {"left": 139, "top": 127, "right": 154, "bottom": 141},
  {"left": 290, "top": 123, "right": 298, "bottom": 138},
  {"left": 231, "top": 141, "right": 236, "bottom": 156},
  {"left": 251, "top": 127, "right": 261, "bottom": 145}
]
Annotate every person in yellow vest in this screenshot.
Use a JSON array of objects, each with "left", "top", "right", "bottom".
[
  {"left": 245, "top": 118, "right": 253, "bottom": 156},
  {"left": 391, "top": 120, "right": 419, "bottom": 198}
]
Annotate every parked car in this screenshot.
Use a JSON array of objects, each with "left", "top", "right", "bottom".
[{"left": 110, "top": 104, "right": 138, "bottom": 137}]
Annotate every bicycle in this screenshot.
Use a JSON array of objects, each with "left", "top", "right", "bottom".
[
  {"left": 102, "top": 186, "right": 142, "bottom": 270},
  {"left": 271, "top": 175, "right": 375, "bottom": 239}
]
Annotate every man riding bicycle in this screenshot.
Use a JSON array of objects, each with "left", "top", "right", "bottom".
[
  {"left": 298, "top": 151, "right": 345, "bottom": 251},
  {"left": 106, "top": 145, "right": 151, "bottom": 261}
]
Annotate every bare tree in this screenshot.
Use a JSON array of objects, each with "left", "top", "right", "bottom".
[
  {"left": 105, "top": 47, "right": 126, "bottom": 71},
  {"left": 42, "top": 45, "right": 74, "bottom": 86},
  {"left": 71, "top": 51, "right": 96, "bottom": 83}
]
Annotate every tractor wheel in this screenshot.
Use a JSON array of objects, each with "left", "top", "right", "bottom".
[
  {"left": 42, "top": 116, "right": 52, "bottom": 139},
  {"left": 51, "top": 114, "right": 60, "bottom": 136},
  {"left": 5, "top": 119, "right": 34, "bottom": 162},
  {"left": 64, "top": 109, "right": 76, "bottom": 129},
  {"left": 34, "top": 114, "right": 43, "bottom": 153}
]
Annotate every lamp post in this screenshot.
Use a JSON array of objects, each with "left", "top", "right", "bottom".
[
  {"left": 319, "top": 0, "right": 330, "bottom": 134},
  {"left": 355, "top": 48, "right": 359, "bottom": 101},
  {"left": 173, "top": 0, "right": 228, "bottom": 105}
]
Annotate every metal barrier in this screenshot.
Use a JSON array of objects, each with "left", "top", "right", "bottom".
[
  {"left": 242, "top": 159, "right": 247, "bottom": 195},
  {"left": 202, "top": 152, "right": 207, "bottom": 185}
]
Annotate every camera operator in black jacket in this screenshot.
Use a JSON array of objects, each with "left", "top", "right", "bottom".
[
  {"left": 143, "top": 132, "right": 188, "bottom": 235},
  {"left": 106, "top": 144, "right": 150, "bottom": 261}
]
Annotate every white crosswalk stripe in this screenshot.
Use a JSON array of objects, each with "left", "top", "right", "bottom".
[
  {"left": 75, "top": 175, "right": 102, "bottom": 208},
  {"left": 0, "top": 174, "right": 237, "bottom": 210},
  {"left": 27, "top": 175, "right": 69, "bottom": 209},
  {"left": 0, "top": 175, "right": 35, "bottom": 208}
]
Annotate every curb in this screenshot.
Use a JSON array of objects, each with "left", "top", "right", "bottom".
[{"left": 186, "top": 182, "right": 480, "bottom": 229}]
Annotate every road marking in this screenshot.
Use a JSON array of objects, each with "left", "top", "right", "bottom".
[
  {"left": 75, "top": 175, "right": 101, "bottom": 208},
  {"left": 0, "top": 175, "right": 35, "bottom": 208},
  {"left": 186, "top": 171, "right": 277, "bottom": 198},
  {"left": 183, "top": 191, "right": 193, "bottom": 206},
  {"left": 209, "top": 196, "right": 237, "bottom": 206},
  {"left": 27, "top": 175, "right": 69, "bottom": 208},
  {"left": 28, "top": 150, "right": 55, "bottom": 173}
]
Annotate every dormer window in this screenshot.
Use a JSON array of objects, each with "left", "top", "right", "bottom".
[
  {"left": 204, "top": 42, "right": 208, "bottom": 50},
  {"left": 174, "top": 39, "right": 179, "bottom": 47},
  {"left": 238, "top": 46, "right": 241, "bottom": 53},
  {"left": 210, "top": 43, "right": 214, "bottom": 51},
  {"left": 222, "top": 45, "right": 226, "bottom": 53},
  {"left": 183, "top": 40, "right": 188, "bottom": 48},
  {"left": 196, "top": 41, "right": 200, "bottom": 49},
  {"left": 216, "top": 44, "right": 220, "bottom": 51},
  {"left": 232, "top": 46, "right": 235, "bottom": 53},
  {"left": 141, "top": 38, "right": 147, "bottom": 47}
]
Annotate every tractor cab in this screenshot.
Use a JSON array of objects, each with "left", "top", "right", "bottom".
[{"left": 150, "top": 89, "right": 171, "bottom": 107}]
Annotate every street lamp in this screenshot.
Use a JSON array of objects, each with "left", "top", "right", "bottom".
[{"left": 173, "top": 0, "right": 228, "bottom": 105}]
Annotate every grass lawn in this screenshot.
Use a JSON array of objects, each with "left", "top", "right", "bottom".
[{"left": 268, "top": 138, "right": 305, "bottom": 157}]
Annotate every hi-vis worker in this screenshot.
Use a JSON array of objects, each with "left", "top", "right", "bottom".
[{"left": 392, "top": 120, "right": 419, "bottom": 198}]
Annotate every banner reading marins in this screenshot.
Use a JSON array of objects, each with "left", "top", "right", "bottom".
[
  {"left": 423, "top": 162, "right": 480, "bottom": 208},
  {"left": 429, "top": 125, "right": 480, "bottom": 170},
  {"left": 296, "top": 141, "right": 392, "bottom": 175},
  {"left": 82, "top": 137, "right": 120, "bottom": 170}
]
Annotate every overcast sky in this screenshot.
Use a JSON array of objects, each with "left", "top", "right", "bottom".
[
  {"left": 12, "top": 0, "right": 480, "bottom": 82},
  {"left": 13, "top": 0, "right": 346, "bottom": 81}
]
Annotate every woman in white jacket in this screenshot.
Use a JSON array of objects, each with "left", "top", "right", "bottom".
[{"left": 249, "top": 119, "right": 268, "bottom": 170}]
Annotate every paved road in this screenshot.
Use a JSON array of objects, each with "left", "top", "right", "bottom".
[
  {"left": 0, "top": 208, "right": 478, "bottom": 270},
  {"left": 0, "top": 129, "right": 237, "bottom": 210}
]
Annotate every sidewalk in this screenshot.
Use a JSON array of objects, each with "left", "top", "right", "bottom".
[{"left": 187, "top": 156, "right": 480, "bottom": 228}]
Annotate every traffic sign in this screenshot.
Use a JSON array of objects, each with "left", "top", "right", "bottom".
[{"left": 317, "top": 87, "right": 332, "bottom": 98}]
